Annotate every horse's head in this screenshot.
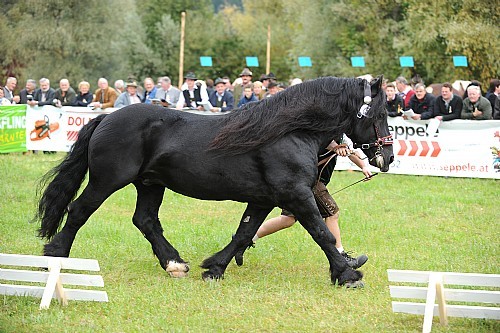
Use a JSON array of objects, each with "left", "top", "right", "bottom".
[{"left": 348, "top": 76, "right": 394, "bottom": 172}]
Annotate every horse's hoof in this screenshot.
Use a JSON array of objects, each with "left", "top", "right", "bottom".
[
  {"left": 165, "top": 261, "right": 189, "bottom": 278},
  {"left": 345, "top": 280, "right": 365, "bottom": 289},
  {"left": 202, "top": 271, "right": 223, "bottom": 282}
]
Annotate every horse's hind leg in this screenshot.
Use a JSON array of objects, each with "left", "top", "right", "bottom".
[
  {"left": 44, "top": 184, "right": 111, "bottom": 258},
  {"left": 201, "top": 204, "right": 272, "bottom": 280},
  {"left": 133, "top": 182, "right": 189, "bottom": 278}
]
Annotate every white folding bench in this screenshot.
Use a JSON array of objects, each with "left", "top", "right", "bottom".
[
  {"left": 0, "top": 253, "right": 108, "bottom": 309},
  {"left": 388, "top": 269, "right": 500, "bottom": 333}
]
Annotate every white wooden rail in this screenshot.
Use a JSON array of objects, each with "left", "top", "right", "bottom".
[
  {"left": 388, "top": 269, "right": 500, "bottom": 333},
  {"left": 0, "top": 253, "right": 108, "bottom": 309}
]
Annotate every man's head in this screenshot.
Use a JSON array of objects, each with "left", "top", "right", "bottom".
[
  {"left": 98, "top": 78, "right": 109, "bottom": 90},
  {"left": 441, "top": 83, "right": 453, "bottom": 100},
  {"left": 114, "top": 80, "right": 125, "bottom": 92},
  {"left": 395, "top": 76, "right": 408, "bottom": 93},
  {"left": 414, "top": 83, "right": 426, "bottom": 100},
  {"left": 214, "top": 78, "right": 226, "bottom": 95},
  {"left": 385, "top": 83, "right": 397, "bottom": 100},
  {"left": 243, "top": 84, "right": 253, "bottom": 98},
  {"left": 26, "top": 79, "right": 36, "bottom": 92},
  {"left": 467, "top": 85, "right": 481, "bottom": 103},
  {"left": 240, "top": 68, "right": 253, "bottom": 85},
  {"left": 184, "top": 72, "right": 197, "bottom": 90},
  {"left": 144, "top": 78, "right": 155, "bottom": 92},
  {"left": 5, "top": 77, "right": 17, "bottom": 91},
  {"left": 126, "top": 81, "right": 138, "bottom": 95},
  {"left": 160, "top": 76, "right": 172, "bottom": 90},
  {"left": 39, "top": 78, "right": 50, "bottom": 92},
  {"left": 59, "top": 79, "right": 70, "bottom": 92},
  {"left": 267, "top": 81, "right": 279, "bottom": 95}
]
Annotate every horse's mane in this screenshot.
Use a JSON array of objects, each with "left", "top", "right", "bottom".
[{"left": 209, "top": 77, "right": 367, "bottom": 155}]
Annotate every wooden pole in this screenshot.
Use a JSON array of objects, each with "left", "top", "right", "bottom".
[
  {"left": 266, "top": 24, "right": 271, "bottom": 75},
  {"left": 178, "top": 11, "right": 186, "bottom": 89}
]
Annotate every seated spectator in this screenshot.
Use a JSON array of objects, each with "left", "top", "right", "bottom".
[
  {"left": 30, "top": 78, "right": 55, "bottom": 107},
  {"left": 237, "top": 83, "right": 259, "bottom": 107},
  {"left": 386, "top": 83, "right": 404, "bottom": 117},
  {"left": 461, "top": 85, "right": 492, "bottom": 120},
  {"left": 433, "top": 82, "right": 463, "bottom": 121},
  {"left": 405, "top": 83, "right": 435, "bottom": 120},
  {"left": 19, "top": 79, "right": 37, "bottom": 104},
  {"left": 114, "top": 80, "right": 125, "bottom": 95},
  {"left": 395, "top": 76, "right": 415, "bottom": 109},
  {"left": 73, "top": 81, "right": 94, "bottom": 107},
  {"left": 3, "top": 77, "right": 20, "bottom": 104},
  {"left": 155, "top": 76, "right": 181, "bottom": 107},
  {"left": 90, "top": 78, "right": 118, "bottom": 109},
  {"left": 114, "top": 80, "right": 142, "bottom": 108},
  {"left": 485, "top": 79, "right": 499, "bottom": 111},
  {"left": 209, "top": 78, "right": 234, "bottom": 112},
  {"left": 252, "top": 81, "right": 264, "bottom": 100},
  {"left": 0, "top": 87, "right": 12, "bottom": 105},
  {"left": 142, "top": 77, "right": 158, "bottom": 104},
  {"left": 264, "top": 80, "right": 279, "bottom": 98},
  {"left": 176, "top": 72, "right": 209, "bottom": 110},
  {"left": 53, "top": 79, "right": 77, "bottom": 107}
]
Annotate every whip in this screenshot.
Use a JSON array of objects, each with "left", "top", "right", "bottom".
[{"left": 331, "top": 172, "right": 378, "bottom": 194}]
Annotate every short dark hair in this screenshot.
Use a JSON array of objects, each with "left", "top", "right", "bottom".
[{"left": 442, "top": 82, "right": 453, "bottom": 91}]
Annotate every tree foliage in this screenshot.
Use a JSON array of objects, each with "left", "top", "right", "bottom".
[{"left": 0, "top": 0, "right": 498, "bottom": 91}]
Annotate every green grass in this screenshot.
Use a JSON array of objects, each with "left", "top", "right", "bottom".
[{"left": 0, "top": 153, "right": 499, "bottom": 332}]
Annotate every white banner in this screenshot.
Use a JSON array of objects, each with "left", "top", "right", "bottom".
[
  {"left": 26, "top": 106, "right": 116, "bottom": 152},
  {"left": 337, "top": 117, "right": 500, "bottom": 179}
]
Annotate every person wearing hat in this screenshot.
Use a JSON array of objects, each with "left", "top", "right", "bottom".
[
  {"left": 261, "top": 72, "right": 276, "bottom": 90},
  {"left": 208, "top": 78, "right": 234, "bottom": 113},
  {"left": 233, "top": 67, "right": 253, "bottom": 100},
  {"left": 114, "top": 80, "right": 142, "bottom": 108},
  {"left": 176, "top": 71, "right": 209, "bottom": 110},
  {"left": 264, "top": 80, "right": 280, "bottom": 98}
]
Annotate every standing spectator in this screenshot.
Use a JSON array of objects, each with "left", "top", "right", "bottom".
[
  {"left": 205, "top": 78, "right": 215, "bottom": 96},
  {"left": 386, "top": 83, "right": 404, "bottom": 117},
  {"left": 485, "top": 79, "right": 499, "bottom": 111},
  {"left": 73, "top": 81, "right": 94, "bottom": 107},
  {"left": 261, "top": 72, "right": 276, "bottom": 91},
  {"left": 114, "top": 80, "right": 125, "bottom": 95},
  {"left": 405, "top": 83, "right": 435, "bottom": 120},
  {"left": 432, "top": 82, "right": 463, "bottom": 121},
  {"left": 114, "top": 80, "right": 142, "bottom": 108},
  {"left": 233, "top": 68, "right": 253, "bottom": 100},
  {"left": 395, "top": 76, "right": 415, "bottom": 109},
  {"left": 142, "top": 77, "right": 158, "bottom": 104},
  {"left": 461, "top": 85, "right": 492, "bottom": 120},
  {"left": 0, "top": 87, "right": 12, "bottom": 105},
  {"left": 3, "top": 77, "right": 20, "bottom": 104},
  {"left": 494, "top": 96, "right": 500, "bottom": 120},
  {"left": 176, "top": 72, "right": 209, "bottom": 110},
  {"left": 222, "top": 76, "right": 232, "bottom": 92},
  {"left": 90, "top": 78, "right": 118, "bottom": 109},
  {"left": 208, "top": 78, "right": 234, "bottom": 112},
  {"left": 264, "top": 80, "right": 279, "bottom": 98},
  {"left": 155, "top": 76, "right": 181, "bottom": 107},
  {"left": 237, "top": 83, "right": 258, "bottom": 107},
  {"left": 53, "top": 79, "right": 77, "bottom": 107},
  {"left": 19, "top": 79, "right": 37, "bottom": 104},
  {"left": 30, "top": 78, "right": 55, "bottom": 107}
]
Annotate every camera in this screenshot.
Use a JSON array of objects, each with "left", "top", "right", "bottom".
[{"left": 27, "top": 94, "right": 33, "bottom": 101}]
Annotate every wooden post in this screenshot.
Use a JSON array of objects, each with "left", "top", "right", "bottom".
[
  {"left": 266, "top": 24, "right": 271, "bottom": 75},
  {"left": 178, "top": 11, "right": 186, "bottom": 89}
]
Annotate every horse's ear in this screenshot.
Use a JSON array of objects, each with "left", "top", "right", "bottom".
[{"left": 370, "top": 75, "right": 384, "bottom": 98}]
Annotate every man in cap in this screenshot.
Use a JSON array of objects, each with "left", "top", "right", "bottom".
[
  {"left": 114, "top": 80, "right": 142, "bottom": 108},
  {"left": 176, "top": 72, "right": 209, "bottom": 110},
  {"left": 233, "top": 68, "right": 253, "bottom": 100},
  {"left": 208, "top": 78, "right": 234, "bottom": 113}
]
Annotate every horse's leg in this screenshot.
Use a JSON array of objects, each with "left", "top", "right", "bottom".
[
  {"left": 43, "top": 184, "right": 111, "bottom": 258},
  {"left": 290, "top": 194, "right": 363, "bottom": 286},
  {"left": 200, "top": 204, "right": 273, "bottom": 280},
  {"left": 133, "top": 182, "right": 189, "bottom": 278}
]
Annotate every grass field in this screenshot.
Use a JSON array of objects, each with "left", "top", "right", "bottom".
[{"left": 0, "top": 153, "right": 498, "bottom": 332}]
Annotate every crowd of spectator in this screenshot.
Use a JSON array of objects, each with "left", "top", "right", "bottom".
[{"left": 1, "top": 72, "right": 498, "bottom": 119}]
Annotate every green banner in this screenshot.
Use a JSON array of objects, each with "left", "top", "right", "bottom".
[{"left": 0, "top": 105, "right": 27, "bottom": 153}]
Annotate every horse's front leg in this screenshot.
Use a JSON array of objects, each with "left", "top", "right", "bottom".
[
  {"left": 290, "top": 194, "right": 362, "bottom": 286},
  {"left": 200, "top": 204, "right": 272, "bottom": 281}
]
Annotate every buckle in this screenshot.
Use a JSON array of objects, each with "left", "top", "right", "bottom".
[{"left": 361, "top": 143, "right": 371, "bottom": 150}]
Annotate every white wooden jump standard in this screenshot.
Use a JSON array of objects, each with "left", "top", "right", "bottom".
[
  {"left": 388, "top": 269, "right": 500, "bottom": 333},
  {"left": 0, "top": 253, "right": 108, "bottom": 309}
]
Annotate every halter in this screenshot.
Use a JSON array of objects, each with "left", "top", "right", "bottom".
[
  {"left": 352, "top": 125, "right": 393, "bottom": 162},
  {"left": 357, "top": 80, "right": 373, "bottom": 118}
]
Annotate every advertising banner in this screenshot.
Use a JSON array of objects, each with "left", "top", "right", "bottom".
[{"left": 0, "top": 105, "right": 27, "bottom": 153}]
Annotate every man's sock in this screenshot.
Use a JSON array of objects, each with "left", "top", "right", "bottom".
[
  {"left": 252, "top": 235, "right": 259, "bottom": 242},
  {"left": 337, "top": 246, "right": 344, "bottom": 253}
]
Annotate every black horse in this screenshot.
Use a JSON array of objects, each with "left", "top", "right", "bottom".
[{"left": 35, "top": 76, "right": 393, "bottom": 286}]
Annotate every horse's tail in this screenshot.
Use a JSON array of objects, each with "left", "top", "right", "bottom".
[{"left": 36, "top": 114, "right": 107, "bottom": 240}]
